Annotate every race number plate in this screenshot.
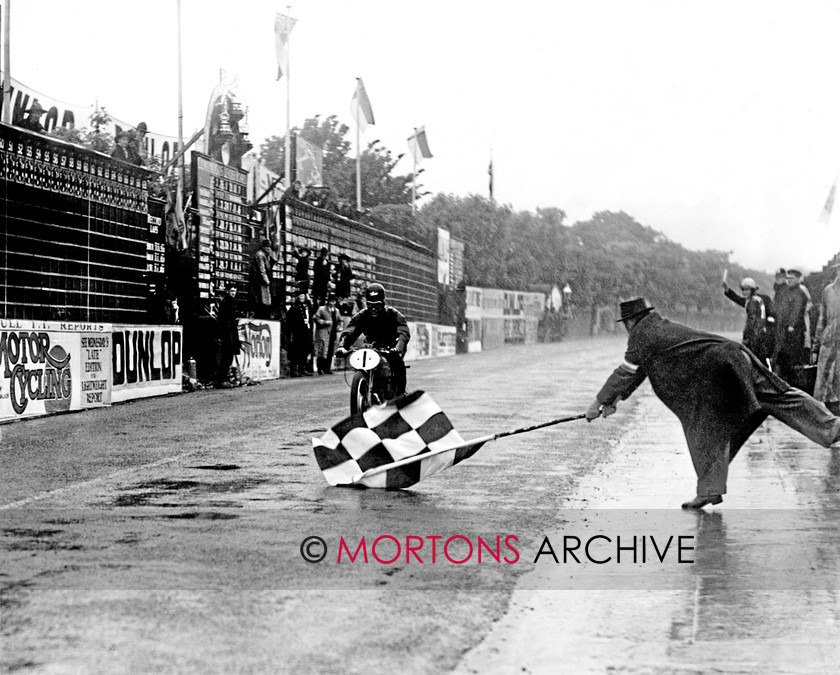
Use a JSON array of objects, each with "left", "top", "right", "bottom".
[{"left": 348, "top": 348, "right": 381, "bottom": 371}]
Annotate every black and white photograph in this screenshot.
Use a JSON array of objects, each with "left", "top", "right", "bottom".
[{"left": 2, "top": 1, "right": 840, "bottom": 672}]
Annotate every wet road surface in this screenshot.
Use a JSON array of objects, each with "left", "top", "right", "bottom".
[{"left": 2, "top": 336, "right": 839, "bottom": 673}]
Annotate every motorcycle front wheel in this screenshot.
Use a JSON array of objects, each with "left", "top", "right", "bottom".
[{"left": 350, "top": 370, "right": 371, "bottom": 415}]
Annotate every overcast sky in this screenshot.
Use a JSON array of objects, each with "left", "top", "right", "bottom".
[{"left": 6, "top": 0, "right": 840, "bottom": 274}]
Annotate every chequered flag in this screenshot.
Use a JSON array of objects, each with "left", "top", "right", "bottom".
[{"left": 312, "top": 391, "right": 486, "bottom": 488}]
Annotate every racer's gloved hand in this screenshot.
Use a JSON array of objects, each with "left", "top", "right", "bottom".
[
  {"left": 394, "top": 339, "right": 407, "bottom": 358},
  {"left": 602, "top": 403, "right": 618, "bottom": 418},
  {"left": 335, "top": 347, "right": 349, "bottom": 358},
  {"left": 585, "top": 399, "right": 603, "bottom": 422}
]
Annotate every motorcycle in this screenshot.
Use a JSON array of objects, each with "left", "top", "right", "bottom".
[{"left": 342, "top": 344, "right": 403, "bottom": 415}]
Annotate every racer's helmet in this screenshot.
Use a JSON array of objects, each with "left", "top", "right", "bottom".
[
  {"left": 365, "top": 283, "right": 386, "bottom": 315},
  {"left": 740, "top": 277, "right": 758, "bottom": 291},
  {"left": 365, "top": 283, "right": 386, "bottom": 305}
]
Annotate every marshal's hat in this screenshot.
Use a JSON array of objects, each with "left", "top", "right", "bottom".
[{"left": 616, "top": 298, "right": 654, "bottom": 323}]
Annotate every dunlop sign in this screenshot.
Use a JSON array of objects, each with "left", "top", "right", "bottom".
[{"left": 111, "top": 325, "right": 183, "bottom": 403}]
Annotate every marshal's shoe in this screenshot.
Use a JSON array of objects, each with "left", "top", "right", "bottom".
[{"left": 681, "top": 494, "right": 723, "bottom": 510}]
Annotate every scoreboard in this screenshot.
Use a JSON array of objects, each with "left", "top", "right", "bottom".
[{"left": 191, "top": 152, "right": 249, "bottom": 299}]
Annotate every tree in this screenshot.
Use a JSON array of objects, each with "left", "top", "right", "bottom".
[
  {"left": 259, "top": 114, "right": 414, "bottom": 209},
  {"left": 49, "top": 108, "right": 115, "bottom": 155}
]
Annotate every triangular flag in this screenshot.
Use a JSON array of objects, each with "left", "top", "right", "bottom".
[
  {"left": 407, "top": 127, "right": 433, "bottom": 163},
  {"left": 274, "top": 13, "right": 297, "bottom": 80},
  {"left": 350, "top": 78, "right": 375, "bottom": 131}
]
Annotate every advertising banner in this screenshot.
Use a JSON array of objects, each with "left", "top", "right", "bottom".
[
  {"left": 0, "top": 319, "right": 111, "bottom": 422},
  {"left": 236, "top": 320, "right": 281, "bottom": 381},
  {"left": 111, "top": 325, "right": 183, "bottom": 403},
  {"left": 405, "top": 322, "right": 432, "bottom": 362},
  {"left": 437, "top": 228, "right": 451, "bottom": 286},
  {"left": 431, "top": 325, "right": 457, "bottom": 358},
  {"left": 79, "top": 332, "right": 112, "bottom": 408}
]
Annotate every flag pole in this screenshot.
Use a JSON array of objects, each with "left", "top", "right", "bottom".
[
  {"left": 356, "top": 88, "right": 362, "bottom": 211},
  {"left": 1, "top": 0, "right": 10, "bottom": 124},
  {"left": 284, "top": 6, "right": 291, "bottom": 187},
  {"left": 350, "top": 412, "right": 587, "bottom": 484},
  {"left": 176, "top": 0, "right": 185, "bottom": 196},
  {"left": 411, "top": 128, "right": 417, "bottom": 216},
  {"left": 489, "top": 148, "right": 494, "bottom": 204}
]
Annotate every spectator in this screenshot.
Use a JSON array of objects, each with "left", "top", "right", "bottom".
[
  {"left": 278, "top": 179, "right": 302, "bottom": 224},
  {"left": 586, "top": 298, "right": 840, "bottom": 509},
  {"left": 334, "top": 253, "right": 355, "bottom": 302},
  {"left": 111, "top": 131, "right": 135, "bottom": 163},
  {"left": 295, "top": 246, "right": 311, "bottom": 295},
  {"left": 282, "top": 179, "right": 302, "bottom": 204},
  {"left": 814, "top": 262, "right": 840, "bottom": 414},
  {"left": 249, "top": 239, "right": 273, "bottom": 319},
  {"left": 722, "top": 277, "right": 775, "bottom": 364},
  {"left": 312, "top": 247, "right": 331, "bottom": 305},
  {"left": 129, "top": 122, "right": 148, "bottom": 166},
  {"left": 287, "top": 291, "right": 313, "bottom": 377},
  {"left": 215, "top": 283, "right": 241, "bottom": 388},
  {"left": 314, "top": 294, "right": 340, "bottom": 375},
  {"left": 19, "top": 99, "right": 48, "bottom": 134},
  {"left": 353, "top": 291, "right": 366, "bottom": 315},
  {"left": 774, "top": 269, "right": 812, "bottom": 384}
]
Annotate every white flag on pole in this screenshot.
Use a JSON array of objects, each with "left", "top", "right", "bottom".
[
  {"left": 275, "top": 13, "right": 297, "bottom": 80},
  {"left": 350, "top": 78, "right": 375, "bottom": 131}
]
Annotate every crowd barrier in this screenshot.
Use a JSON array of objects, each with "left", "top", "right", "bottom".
[
  {"left": 0, "top": 320, "right": 183, "bottom": 422},
  {"left": 1, "top": 319, "right": 115, "bottom": 421}
]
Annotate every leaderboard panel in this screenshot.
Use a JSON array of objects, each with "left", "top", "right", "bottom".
[{"left": 191, "top": 152, "right": 249, "bottom": 300}]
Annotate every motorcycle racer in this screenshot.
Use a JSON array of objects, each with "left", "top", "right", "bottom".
[{"left": 335, "top": 282, "right": 410, "bottom": 396}]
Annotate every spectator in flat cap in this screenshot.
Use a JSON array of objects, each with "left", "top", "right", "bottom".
[
  {"left": 287, "top": 290, "right": 314, "bottom": 377},
  {"left": 249, "top": 239, "right": 273, "bottom": 319},
  {"left": 295, "top": 246, "right": 311, "bottom": 296},
  {"left": 215, "top": 283, "right": 241, "bottom": 388},
  {"left": 334, "top": 253, "right": 355, "bottom": 302},
  {"left": 773, "top": 269, "right": 812, "bottom": 384},
  {"left": 314, "top": 293, "right": 340, "bottom": 375},
  {"left": 312, "top": 247, "right": 331, "bottom": 306},
  {"left": 586, "top": 298, "right": 840, "bottom": 509}
]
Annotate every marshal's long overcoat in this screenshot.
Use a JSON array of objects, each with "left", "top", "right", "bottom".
[{"left": 596, "top": 312, "right": 789, "bottom": 492}]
